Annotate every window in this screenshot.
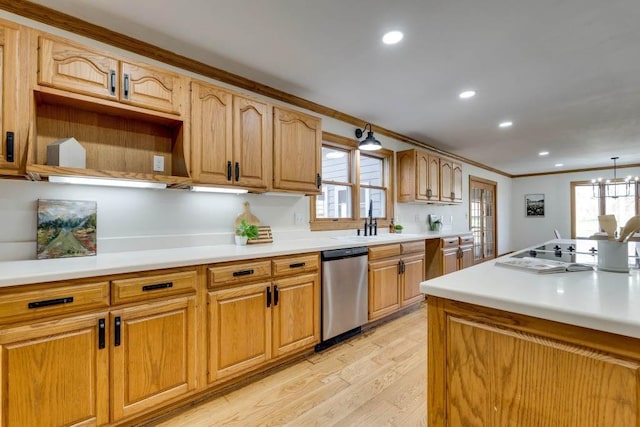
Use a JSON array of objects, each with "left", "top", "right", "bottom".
[
  {"left": 571, "top": 180, "right": 639, "bottom": 238},
  {"left": 311, "top": 132, "right": 393, "bottom": 231}
]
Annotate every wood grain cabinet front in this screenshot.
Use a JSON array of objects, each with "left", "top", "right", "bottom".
[
  {"left": 426, "top": 235, "right": 474, "bottom": 279},
  {"left": 0, "top": 311, "right": 110, "bottom": 426},
  {"left": 397, "top": 149, "right": 440, "bottom": 202},
  {"left": 368, "top": 242, "right": 425, "bottom": 321},
  {"left": 0, "top": 20, "right": 27, "bottom": 175},
  {"left": 110, "top": 295, "right": 197, "bottom": 421},
  {"left": 191, "top": 81, "right": 271, "bottom": 190},
  {"left": 272, "top": 106, "right": 322, "bottom": 194},
  {"left": 39, "top": 36, "right": 185, "bottom": 115}
]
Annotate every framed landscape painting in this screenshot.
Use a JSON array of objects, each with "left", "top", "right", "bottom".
[
  {"left": 525, "top": 194, "right": 545, "bottom": 217},
  {"left": 37, "top": 199, "right": 97, "bottom": 259}
]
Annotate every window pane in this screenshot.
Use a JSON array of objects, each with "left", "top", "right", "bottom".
[
  {"left": 360, "top": 188, "right": 386, "bottom": 218},
  {"left": 605, "top": 183, "right": 636, "bottom": 233},
  {"left": 575, "top": 185, "right": 599, "bottom": 238},
  {"left": 360, "top": 155, "right": 383, "bottom": 186},
  {"left": 322, "top": 147, "right": 349, "bottom": 182},
  {"left": 316, "top": 184, "right": 352, "bottom": 218}
]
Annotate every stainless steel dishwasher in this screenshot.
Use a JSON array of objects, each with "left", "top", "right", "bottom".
[{"left": 318, "top": 246, "right": 369, "bottom": 348}]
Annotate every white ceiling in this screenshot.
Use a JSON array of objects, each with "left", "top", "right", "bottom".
[{"left": 26, "top": 0, "right": 640, "bottom": 175}]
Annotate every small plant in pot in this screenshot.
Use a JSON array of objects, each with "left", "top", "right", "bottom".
[
  {"left": 394, "top": 224, "right": 404, "bottom": 234},
  {"left": 235, "top": 219, "right": 259, "bottom": 245}
]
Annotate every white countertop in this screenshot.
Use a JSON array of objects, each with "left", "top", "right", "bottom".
[
  {"left": 0, "top": 230, "right": 470, "bottom": 288},
  {"left": 420, "top": 240, "right": 640, "bottom": 339}
]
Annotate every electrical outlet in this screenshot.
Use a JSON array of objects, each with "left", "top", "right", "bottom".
[
  {"left": 153, "top": 155, "right": 165, "bottom": 172},
  {"left": 414, "top": 214, "right": 421, "bottom": 222},
  {"left": 294, "top": 213, "right": 305, "bottom": 225}
]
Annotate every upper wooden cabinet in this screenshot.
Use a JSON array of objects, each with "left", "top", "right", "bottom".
[
  {"left": 397, "top": 149, "right": 462, "bottom": 204},
  {"left": 0, "top": 20, "right": 28, "bottom": 175},
  {"left": 191, "top": 81, "right": 270, "bottom": 190},
  {"left": 38, "top": 36, "right": 185, "bottom": 116},
  {"left": 397, "top": 149, "right": 440, "bottom": 202},
  {"left": 440, "top": 158, "right": 463, "bottom": 203},
  {"left": 273, "top": 106, "right": 322, "bottom": 194}
]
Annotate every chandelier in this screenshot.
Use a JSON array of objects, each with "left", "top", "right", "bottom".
[{"left": 591, "top": 157, "right": 639, "bottom": 198}]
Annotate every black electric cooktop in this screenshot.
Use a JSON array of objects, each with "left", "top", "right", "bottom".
[{"left": 512, "top": 240, "right": 640, "bottom": 267}]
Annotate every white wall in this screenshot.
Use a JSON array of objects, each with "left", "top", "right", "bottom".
[
  {"left": 0, "top": 9, "right": 511, "bottom": 262},
  {"left": 511, "top": 166, "right": 640, "bottom": 250}
]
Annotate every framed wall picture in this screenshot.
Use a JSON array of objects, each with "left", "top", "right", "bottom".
[
  {"left": 37, "top": 199, "right": 97, "bottom": 259},
  {"left": 525, "top": 194, "right": 545, "bottom": 217}
]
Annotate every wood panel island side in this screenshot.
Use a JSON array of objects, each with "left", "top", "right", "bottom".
[{"left": 420, "top": 244, "right": 640, "bottom": 427}]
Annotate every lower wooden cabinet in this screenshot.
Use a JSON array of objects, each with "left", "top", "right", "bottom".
[
  {"left": 111, "top": 295, "right": 197, "bottom": 420},
  {"left": 368, "top": 241, "right": 425, "bottom": 321},
  {"left": 0, "top": 311, "right": 110, "bottom": 426},
  {"left": 207, "top": 254, "right": 320, "bottom": 384},
  {"left": 426, "top": 235, "right": 474, "bottom": 279},
  {"left": 208, "top": 281, "right": 272, "bottom": 382}
]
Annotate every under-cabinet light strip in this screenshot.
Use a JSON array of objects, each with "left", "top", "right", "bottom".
[
  {"left": 48, "top": 175, "right": 167, "bottom": 189},
  {"left": 189, "top": 186, "right": 248, "bottom": 194}
]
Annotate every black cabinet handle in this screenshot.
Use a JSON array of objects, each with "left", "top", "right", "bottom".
[
  {"left": 451, "top": 192, "right": 455, "bottom": 200},
  {"left": 114, "top": 316, "right": 121, "bottom": 347},
  {"left": 123, "top": 73, "right": 130, "bottom": 99},
  {"left": 316, "top": 173, "right": 322, "bottom": 189},
  {"left": 273, "top": 285, "right": 279, "bottom": 306},
  {"left": 98, "top": 318, "right": 106, "bottom": 349},
  {"left": 142, "top": 282, "right": 173, "bottom": 292},
  {"left": 227, "top": 161, "right": 232, "bottom": 181},
  {"left": 235, "top": 162, "right": 240, "bottom": 181},
  {"left": 28, "top": 296, "right": 73, "bottom": 309},
  {"left": 427, "top": 189, "right": 432, "bottom": 198},
  {"left": 266, "top": 286, "right": 272, "bottom": 308},
  {"left": 398, "top": 261, "right": 402, "bottom": 274},
  {"left": 5, "top": 131, "right": 14, "bottom": 162},
  {"left": 109, "top": 69, "right": 116, "bottom": 95},
  {"left": 232, "top": 269, "right": 254, "bottom": 277},
  {"left": 289, "top": 262, "right": 306, "bottom": 268}
]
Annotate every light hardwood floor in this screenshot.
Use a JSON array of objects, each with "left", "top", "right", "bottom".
[{"left": 155, "top": 303, "right": 427, "bottom": 426}]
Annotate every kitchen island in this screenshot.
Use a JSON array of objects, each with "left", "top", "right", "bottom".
[{"left": 420, "top": 240, "right": 640, "bottom": 426}]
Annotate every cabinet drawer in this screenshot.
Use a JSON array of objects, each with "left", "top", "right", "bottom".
[
  {"left": 272, "top": 254, "right": 319, "bottom": 277},
  {"left": 401, "top": 241, "right": 425, "bottom": 255},
  {"left": 0, "top": 281, "right": 109, "bottom": 323},
  {"left": 441, "top": 237, "right": 459, "bottom": 249},
  {"left": 208, "top": 260, "right": 271, "bottom": 287},
  {"left": 111, "top": 270, "right": 196, "bottom": 304},
  {"left": 459, "top": 235, "right": 474, "bottom": 245},
  {"left": 369, "top": 244, "right": 401, "bottom": 260}
]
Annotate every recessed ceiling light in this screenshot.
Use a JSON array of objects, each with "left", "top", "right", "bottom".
[
  {"left": 459, "top": 90, "right": 476, "bottom": 99},
  {"left": 382, "top": 31, "right": 403, "bottom": 45},
  {"left": 538, "top": 151, "right": 550, "bottom": 156},
  {"left": 555, "top": 163, "right": 564, "bottom": 167},
  {"left": 498, "top": 121, "right": 513, "bottom": 128}
]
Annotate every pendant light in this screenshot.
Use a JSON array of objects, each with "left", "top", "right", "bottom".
[
  {"left": 355, "top": 123, "right": 382, "bottom": 151},
  {"left": 591, "top": 157, "right": 639, "bottom": 198}
]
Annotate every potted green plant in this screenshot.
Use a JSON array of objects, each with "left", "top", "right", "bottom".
[
  {"left": 394, "top": 224, "right": 404, "bottom": 234},
  {"left": 235, "top": 219, "right": 259, "bottom": 245},
  {"left": 429, "top": 218, "right": 442, "bottom": 231}
]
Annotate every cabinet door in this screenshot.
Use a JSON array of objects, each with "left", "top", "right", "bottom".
[
  {"left": 38, "top": 36, "right": 119, "bottom": 100},
  {"left": 440, "top": 159, "right": 453, "bottom": 202},
  {"left": 416, "top": 150, "right": 430, "bottom": 200},
  {"left": 442, "top": 247, "right": 459, "bottom": 275},
  {"left": 273, "top": 106, "right": 322, "bottom": 194},
  {"left": 368, "top": 258, "right": 401, "bottom": 321},
  {"left": 427, "top": 155, "right": 440, "bottom": 200},
  {"left": 452, "top": 162, "right": 463, "bottom": 202},
  {"left": 111, "top": 296, "right": 197, "bottom": 421},
  {"left": 233, "top": 95, "right": 270, "bottom": 189},
  {"left": 191, "top": 81, "right": 233, "bottom": 184},
  {"left": 120, "top": 60, "right": 183, "bottom": 115},
  {"left": 0, "top": 22, "right": 20, "bottom": 172},
  {"left": 0, "top": 311, "right": 109, "bottom": 426},
  {"left": 401, "top": 253, "right": 425, "bottom": 306},
  {"left": 272, "top": 273, "right": 320, "bottom": 357},
  {"left": 459, "top": 244, "right": 474, "bottom": 269},
  {"left": 208, "top": 282, "right": 271, "bottom": 383}
]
